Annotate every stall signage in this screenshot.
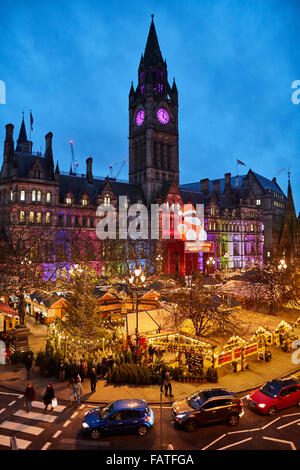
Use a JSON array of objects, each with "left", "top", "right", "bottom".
[
  {"left": 217, "top": 351, "right": 232, "bottom": 366},
  {"left": 234, "top": 347, "right": 242, "bottom": 359},
  {"left": 185, "top": 241, "right": 214, "bottom": 253},
  {"left": 244, "top": 343, "right": 258, "bottom": 356}
]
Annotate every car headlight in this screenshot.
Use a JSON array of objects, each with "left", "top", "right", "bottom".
[
  {"left": 82, "top": 422, "right": 90, "bottom": 428},
  {"left": 175, "top": 413, "right": 187, "bottom": 420},
  {"left": 258, "top": 403, "right": 266, "bottom": 409},
  {"left": 246, "top": 394, "right": 250, "bottom": 400}
]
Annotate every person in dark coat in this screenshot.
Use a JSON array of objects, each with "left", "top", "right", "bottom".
[
  {"left": 24, "top": 354, "right": 33, "bottom": 380},
  {"left": 79, "top": 359, "right": 86, "bottom": 383},
  {"left": 43, "top": 383, "right": 55, "bottom": 413},
  {"left": 90, "top": 368, "right": 97, "bottom": 393},
  {"left": 24, "top": 382, "right": 35, "bottom": 413},
  {"left": 58, "top": 360, "right": 65, "bottom": 382},
  {"left": 160, "top": 368, "right": 166, "bottom": 393},
  {"left": 101, "top": 357, "right": 108, "bottom": 378}
]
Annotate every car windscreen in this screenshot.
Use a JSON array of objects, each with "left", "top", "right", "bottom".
[
  {"left": 187, "top": 391, "right": 209, "bottom": 410},
  {"left": 99, "top": 403, "right": 113, "bottom": 419},
  {"left": 260, "top": 382, "right": 282, "bottom": 398}
]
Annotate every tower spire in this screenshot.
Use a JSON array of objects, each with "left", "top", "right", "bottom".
[
  {"left": 143, "top": 15, "right": 163, "bottom": 66},
  {"left": 16, "top": 113, "right": 28, "bottom": 152}
]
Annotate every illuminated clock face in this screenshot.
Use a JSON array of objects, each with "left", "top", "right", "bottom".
[
  {"left": 157, "top": 108, "right": 169, "bottom": 124},
  {"left": 136, "top": 110, "right": 145, "bottom": 126}
]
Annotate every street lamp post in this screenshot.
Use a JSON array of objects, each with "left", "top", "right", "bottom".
[
  {"left": 156, "top": 254, "right": 163, "bottom": 275},
  {"left": 206, "top": 256, "right": 215, "bottom": 275},
  {"left": 128, "top": 268, "right": 146, "bottom": 352},
  {"left": 278, "top": 258, "right": 287, "bottom": 270}
]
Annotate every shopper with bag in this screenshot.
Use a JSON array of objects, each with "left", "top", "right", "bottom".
[
  {"left": 24, "top": 383, "right": 35, "bottom": 413},
  {"left": 43, "top": 383, "right": 56, "bottom": 413}
]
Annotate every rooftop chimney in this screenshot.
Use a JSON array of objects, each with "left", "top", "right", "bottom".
[
  {"left": 45, "top": 132, "right": 53, "bottom": 158},
  {"left": 200, "top": 178, "right": 209, "bottom": 194},
  {"left": 86, "top": 157, "right": 93, "bottom": 183},
  {"left": 213, "top": 179, "right": 220, "bottom": 193}
]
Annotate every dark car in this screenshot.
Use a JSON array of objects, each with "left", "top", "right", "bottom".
[
  {"left": 82, "top": 399, "right": 154, "bottom": 439},
  {"left": 247, "top": 378, "right": 300, "bottom": 416},
  {"left": 172, "top": 388, "right": 244, "bottom": 432}
]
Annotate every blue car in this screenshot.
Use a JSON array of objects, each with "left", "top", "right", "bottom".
[{"left": 82, "top": 399, "right": 154, "bottom": 439}]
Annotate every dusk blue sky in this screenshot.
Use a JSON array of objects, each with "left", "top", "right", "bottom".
[{"left": 0, "top": 0, "right": 299, "bottom": 209}]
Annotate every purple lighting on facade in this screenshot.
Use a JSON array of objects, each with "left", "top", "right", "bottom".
[
  {"left": 136, "top": 109, "right": 145, "bottom": 126},
  {"left": 157, "top": 108, "right": 169, "bottom": 124}
]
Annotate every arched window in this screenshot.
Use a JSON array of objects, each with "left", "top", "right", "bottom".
[
  {"left": 82, "top": 196, "right": 88, "bottom": 206},
  {"left": 32, "top": 190, "right": 36, "bottom": 202},
  {"left": 46, "top": 192, "right": 51, "bottom": 203},
  {"left": 29, "top": 211, "right": 34, "bottom": 223},
  {"left": 20, "top": 211, "right": 25, "bottom": 223},
  {"left": 37, "top": 191, "right": 41, "bottom": 202},
  {"left": 104, "top": 195, "right": 110, "bottom": 206},
  {"left": 20, "top": 190, "right": 26, "bottom": 202},
  {"left": 46, "top": 212, "right": 51, "bottom": 224},
  {"left": 66, "top": 196, "right": 72, "bottom": 205},
  {"left": 36, "top": 212, "right": 42, "bottom": 224}
]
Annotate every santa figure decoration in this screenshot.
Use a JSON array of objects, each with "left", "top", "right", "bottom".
[{"left": 177, "top": 204, "right": 207, "bottom": 242}]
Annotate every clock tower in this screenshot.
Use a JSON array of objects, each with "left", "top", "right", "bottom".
[{"left": 129, "top": 16, "right": 179, "bottom": 205}]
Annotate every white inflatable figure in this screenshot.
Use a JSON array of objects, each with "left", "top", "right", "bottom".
[
  {"left": 0, "top": 340, "right": 6, "bottom": 365},
  {"left": 177, "top": 204, "right": 207, "bottom": 241}
]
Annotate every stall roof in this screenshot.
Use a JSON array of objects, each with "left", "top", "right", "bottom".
[{"left": 0, "top": 302, "right": 19, "bottom": 317}]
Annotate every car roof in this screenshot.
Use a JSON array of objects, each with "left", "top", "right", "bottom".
[
  {"left": 112, "top": 399, "right": 147, "bottom": 411},
  {"left": 201, "top": 388, "right": 237, "bottom": 399},
  {"left": 267, "top": 378, "right": 298, "bottom": 388}
]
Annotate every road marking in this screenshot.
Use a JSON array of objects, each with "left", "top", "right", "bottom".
[
  {"left": 14, "top": 409, "right": 56, "bottom": 423},
  {"left": 227, "top": 428, "right": 260, "bottom": 435},
  {"left": 261, "top": 417, "right": 281, "bottom": 429},
  {"left": 277, "top": 418, "right": 300, "bottom": 430},
  {"left": 53, "top": 430, "right": 62, "bottom": 439},
  {"left": 70, "top": 411, "right": 78, "bottom": 419},
  {"left": 0, "top": 420, "right": 44, "bottom": 436},
  {"left": 63, "top": 420, "right": 71, "bottom": 428},
  {"left": 218, "top": 437, "right": 253, "bottom": 450},
  {"left": 79, "top": 404, "right": 85, "bottom": 409},
  {"left": 0, "top": 434, "right": 31, "bottom": 449},
  {"left": 263, "top": 436, "right": 296, "bottom": 450},
  {"left": 60, "top": 438, "right": 110, "bottom": 447},
  {"left": 0, "top": 409, "right": 5, "bottom": 414},
  {"left": 0, "top": 391, "right": 22, "bottom": 397},
  {"left": 282, "top": 412, "right": 300, "bottom": 417},
  {"left": 41, "top": 442, "right": 51, "bottom": 450},
  {"left": 201, "top": 434, "right": 227, "bottom": 450},
  {"left": 31, "top": 401, "right": 66, "bottom": 413},
  {"left": 8, "top": 401, "right": 16, "bottom": 406}
]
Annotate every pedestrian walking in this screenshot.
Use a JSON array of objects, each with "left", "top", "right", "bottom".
[
  {"left": 90, "top": 368, "right": 97, "bottom": 393},
  {"left": 164, "top": 371, "right": 174, "bottom": 398},
  {"left": 24, "top": 383, "right": 35, "bottom": 413},
  {"left": 58, "top": 360, "right": 65, "bottom": 382},
  {"left": 43, "top": 383, "right": 55, "bottom": 413},
  {"left": 24, "top": 354, "right": 33, "bottom": 380},
  {"left": 160, "top": 368, "right": 166, "bottom": 393},
  {"left": 101, "top": 357, "right": 108, "bottom": 378},
  {"left": 68, "top": 378, "right": 76, "bottom": 406},
  {"left": 5, "top": 346, "right": 10, "bottom": 366},
  {"left": 71, "top": 360, "right": 80, "bottom": 380},
  {"left": 74, "top": 377, "right": 83, "bottom": 408},
  {"left": 79, "top": 358, "right": 86, "bottom": 383}
]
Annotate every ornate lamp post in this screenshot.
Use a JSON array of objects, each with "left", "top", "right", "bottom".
[
  {"left": 206, "top": 256, "right": 215, "bottom": 275},
  {"left": 278, "top": 258, "right": 287, "bottom": 270},
  {"left": 128, "top": 267, "right": 146, "bottom": 351},
  {"left": 156, "top": 254, "right": 163, "bottom": 275}
]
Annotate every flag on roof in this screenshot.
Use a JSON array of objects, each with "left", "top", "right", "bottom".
[
  {"left": 30, "top": 110, "right": 34, "bottom": 131},
  {"left": 237, "top": 159, "right": 246, "bottom": 166}
]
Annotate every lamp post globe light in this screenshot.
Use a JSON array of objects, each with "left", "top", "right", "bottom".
[
  {"left": 206, "top": 256, "right": 215, "bottom": 275},
  {"left": 278, "top": 258, "right": 287, "bottom": 270},
  {"left": 156, "top": 254, "right": 163, "bottom": 275},
  {"left": 128, "top": 267, "right": 146, "bottom": 351}
]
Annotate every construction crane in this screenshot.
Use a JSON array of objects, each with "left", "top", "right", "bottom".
[
  {"left": 109, "top": 158, "right": 127, "bottom": 179},
  {"left": 69, "top": 140, "right": 79, "bottom": 175}
]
